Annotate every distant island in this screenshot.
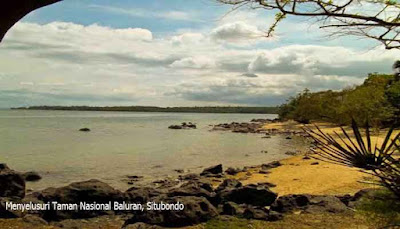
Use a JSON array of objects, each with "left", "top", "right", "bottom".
[{"left": 12, "top": 106, "right": 279, "bottom": 114}]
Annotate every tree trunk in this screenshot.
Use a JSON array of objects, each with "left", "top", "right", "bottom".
[{"left": 0, "top": 0, "right": 62, "bottom": 42}]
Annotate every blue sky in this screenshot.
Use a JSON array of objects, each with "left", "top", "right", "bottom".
[{"left": 0, "top": 0, "right": 398, "bottom": 107}]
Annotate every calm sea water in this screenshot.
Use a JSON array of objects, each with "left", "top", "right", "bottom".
[{"left": 0, "top": 110, "right": 308, "bottom": 191}]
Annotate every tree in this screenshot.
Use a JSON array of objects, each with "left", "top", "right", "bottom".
[
  {"left": 0, "top": 0, "right": 62, "bottom": 42},
  {"left": 217, "top": 0, "right": 400, "bottom": 50}
]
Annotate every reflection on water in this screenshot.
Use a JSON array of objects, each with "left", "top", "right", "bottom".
[{"left": 0, "top": 110, "right": 309, "bottom": 191}]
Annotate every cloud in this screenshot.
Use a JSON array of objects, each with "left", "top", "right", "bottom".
[
  {"left": 1, "top": 20, "right": 399, "bottom": 107},
  {"left": 240, "top": 73, "right": 258, "bottom": 78},
  {"left": 210, "top": 21, "right": 264, "bottom": 44},
  {"left": 89, "top": 5, "right": 200, "bottom": 22},
  {"left": 170, "top": 57, "right": 216, "bottom": 69}
]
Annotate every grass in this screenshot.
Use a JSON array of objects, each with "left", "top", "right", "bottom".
[{"left": 356, "top": 189, "right": 400, "bottom": 228}]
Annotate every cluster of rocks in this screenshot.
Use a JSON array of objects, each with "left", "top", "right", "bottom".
[
  {"left": 211, "top": 119, "right": 309, "bottom": 138},
  {"left": 212, "top": 122, "right": 266, "bottom": 134},
  {"left": 0, "top": 162, "right": 376, "bottom": 228},
  {"left": 168, "top": 122, "right": 197, "bottom": 130}
]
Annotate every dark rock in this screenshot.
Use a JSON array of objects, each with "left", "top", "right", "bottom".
[
  {"left": 271, "top": 194, "right": 311, "bottom": 213},
  {"left": 311, "top": 162, "right": 319, "bottom": 165},
  {"left": 222, "top": 202, "right": 244, "bottom": 216},
  {"left": 200, "top": 164, "right": 223, "bottom": 176},
  {"left": 0, "top": 197, "right": 22, "bottom": 218},
  {"left": 243, "top": 206, "right": 268, "bottom": 220},
  {"left": 37, "top": 179, "right": 124, "bottom": 220},
  {"left": 302, "top": 156, "right": 311, "bottom": 160},
  {"left": 216, "top": 179, "right": 242, "bottom": 192},
  {"left": 79, "top": 128, "right": 91, "bottom": 132},
  {"left": 125, "top": 187, "right": 165, "bottom": 204},
  {"left": 271, "top": 194, "right": 350, "bottom": 214},
  {"left": 124, "top": 196, "right": 218, "bottom": 227},
  {"left": 305, "top": 196, "right": 350, "bottom": 214},
  {"left": 218, "top": 184, "right": 277, "bottom": 206},
  {"left": 0, "top": 165, "right": 25, "bottom": 198},
  {"left": 261, "top": 161, "right": 281, "bottom": 170},
  {"left": 225, "top": 167, "right": 241, "bottom": 175},
  {"left": 268, "top": 211, "right": 283, "bottom": 221},
  {"left": 174, "top": 169, "right": 184, "bottom": 174},
  {"left": 168, "top": 125, "right": 183, "bottom": 129},
  {"left": 179, "top": 173, "right": 200, "bottom": 181},
  {"left": 259, "top": 169, "right": 271, "bottom": 174},
  {"left": 22, "top": 215, "right": 48, "bottom": 226},
  {"left": 22, "top": 172, "right": 42, "bottom": 182},
  {"left": 168, "top": 181, "right": 216, "bottom": 204}
]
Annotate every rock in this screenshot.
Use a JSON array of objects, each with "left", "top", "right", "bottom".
[
  {"left": 268, "top": 211, "right": 283, "bottom": 221},
  {"left": 168, "top": 181, "right": 216, "bottom": 204},
  {"left": 285, "top": 151, "right": 297, "bottom": 156},
  {"left": 259, "top": 169, "right": 271, "bottom": 174},
  {"left": 0, "top": 197, "right": 23, "bottom": 218},
  {"left": 200, "top": 164, "right": 223, "bottom": 176},
  {"left": 216, "top": 179, "right": 242, "bottom": 192},
  {"left": 22, "top": 172, "right": 42, "bottom": 182},
  {"left": 0, "top": 164, "right": 25, "bottom": 198},
  {"left": 174, "top": 169, "right": 184, "bottom": 174},
  {"left": 125, "top": 187, "right": 165, "bottom": 204},
  {"left": 179, "top": 173, "right": 200, "bottom": 181},
  {"left": 305, "top": 196, "right": 350, "bottom": 214},
  {"left": 243, "top": 206, "right": 268, "bottom": 220},
  {"left": 169, "top": 122, "right": 196, "bottom": 130},
  {"left": 270, "top": 194, "right": 311, "bottom": 213},
  {"left": 222, "top": 202, "right": 244, "bottom": 216},
  {"left": 225, "top": 167, "right": 241, "bottom": 175},
  {"left": 124, "top": 222, "right": 162, "bottom": 229},
  {"left": 152, "top": 178, "right": 179, "bottom": 189},
  {"left": 124, "top": 196, "right": 218, "bottom": 227},
  {"left": 261, "top": 161, "right": 281, "bottom": 170},
  {"left": 218, "top": 184, "right": 277, "bottom": 207},
  {"left": 302, "top": 156, "right": 311, "bottom": 160},
  {"left": 37, "top": 179, "right": 124, "bottom": 220},
  {"left": 168, "top": 125, "right": 183, "bottom": 129},
  {"left": 79, "top": 128, "right": 91, "bottom": 132},
  {"left": 311, "top": 162, "right": 319, "bottom": 165},
  {"left": 22, "top": 214, "right": 48, "bottom": 226},
  {"left": 271, "top": 194, "right": 350, "bottom": 214}
]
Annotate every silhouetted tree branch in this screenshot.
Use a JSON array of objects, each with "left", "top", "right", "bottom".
[
  {"left": 0, "top": 0, "right": 62, "bottom": 42},
  {"left": 217, "top": 0, "right": 400, "bottom": 50}
]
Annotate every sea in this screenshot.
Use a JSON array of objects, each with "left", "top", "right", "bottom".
[{"left": 0, "top": 110, "right": 309, "bottom": 191}]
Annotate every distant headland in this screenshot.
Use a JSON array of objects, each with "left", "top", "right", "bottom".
[{"left": 11, "top": 106, "right": 279, "bottom": 114}]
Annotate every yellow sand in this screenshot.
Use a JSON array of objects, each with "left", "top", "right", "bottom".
[{"left": 229, "top": 120, "right": 399, "bottom": 196}]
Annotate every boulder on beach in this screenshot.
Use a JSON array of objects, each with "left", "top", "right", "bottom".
[
  {"left": 218, "top": 184, "right": 277, "bottom": 207},
  {"left": 200, "top": 164, "right": 223, "bottom": 176},
  {"left": 37, "top": 179, "right": 124, "bottom": 220},
  {"left": 79, "top": 128, "right": 91, "bottom": 132},
  {"left": 125, "top": 186, "right": 165, "bottom": 204},
  {"left": 0, "top": 164, "right": 25, "bottom": 199},
  {"left": 124, "top": 196, "right": 218, "bottom": 227}
]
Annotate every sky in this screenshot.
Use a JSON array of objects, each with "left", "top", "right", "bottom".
[{"left": 0, "top": 0, "right": 399, "bottom": 108}]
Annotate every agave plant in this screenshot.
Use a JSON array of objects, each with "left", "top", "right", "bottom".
[{"left": 304, "top": 120, "right": 400, "bottom": 198}]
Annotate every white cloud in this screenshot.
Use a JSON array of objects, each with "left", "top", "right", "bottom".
[
  {"left": 210, "top": 21, "right": 265, "bottom": 44},
  {"left": 0, "top": 20, "right": 399, "bottom": 107},
  {"left": 89, "top": 5, "right": 200, "bottom": 22}
]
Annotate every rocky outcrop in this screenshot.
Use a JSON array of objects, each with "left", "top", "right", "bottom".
[
  {"left": 200, "top": 164, "right": 223, "bottom": 176},
  {"left": 37, "top": 179, "right": 124, "bottom": 220},
  {"left": 218, "top": 183, "right": 277, "bottom": 207},
  {"left": 0, "top": 164, "right": 25, "bottom": 199},
  {"left": 125, "top": 187, "right": 165, "bottom": 204},
  {"left": 124, "top": 196, "right": 218, "bottom": 227},
  {"left": 168, "top": 122, "right": 196, "bottom": 130},
  {"left": 271, "top": 194, "right": 350, "bottom": 214}
]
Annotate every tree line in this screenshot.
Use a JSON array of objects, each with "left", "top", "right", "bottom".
[
  {"left": 13, "top": 106, "right": 279, "bottom": 114},
  {"left": 279, "top": 73, "right": 400, "bottom": 127}
]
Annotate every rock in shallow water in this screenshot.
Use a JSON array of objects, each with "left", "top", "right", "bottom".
[
  {"left": 200, "top": 164, "right": 223, "bottom": 176},
  {"left": 0, "top": 164, "right": 25, "bottom": 199},
  {"left": 22, "top": 171, "right": 42, "bottom": 182}
]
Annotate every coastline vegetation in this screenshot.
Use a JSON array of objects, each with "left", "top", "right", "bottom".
[
  {"left": 11, "top": 106, "right": 279, "bottom": 114},
  {"left": 279, "top": 73, "right": 400, "bottom": 127}
]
